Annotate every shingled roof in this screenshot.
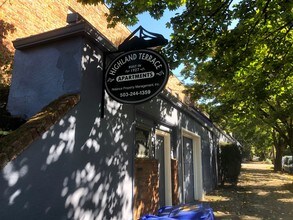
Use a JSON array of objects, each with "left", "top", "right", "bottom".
[{"left": 0, "top": 94, "right": 80, "bottom": 169}]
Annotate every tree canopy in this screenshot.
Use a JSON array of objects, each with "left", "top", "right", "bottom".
[{"left": 79, "top": 0, "right": 293, "bottom": 165}]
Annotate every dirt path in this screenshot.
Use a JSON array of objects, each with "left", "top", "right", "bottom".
[{"left": 203, "top": 162, "right": 293, "bottom": 220}]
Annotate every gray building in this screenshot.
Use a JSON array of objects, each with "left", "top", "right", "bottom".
[{"left": 0, "top": 16, "right": 236, "bottom": 220}]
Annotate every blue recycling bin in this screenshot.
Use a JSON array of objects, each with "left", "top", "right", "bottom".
[{"left": 140, "top": 203, "right": 215, "bottom": 220}]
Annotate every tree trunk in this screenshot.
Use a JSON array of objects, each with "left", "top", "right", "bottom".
[
  {"left": 272, "top": 130, "right": 284, "bottom": 172},
  {"left": 274, "top": 146, "right": 282, "bottom": 171}
]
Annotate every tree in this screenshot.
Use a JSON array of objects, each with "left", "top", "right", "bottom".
[
  {"left": 227, "top": 113, "right": 274, "bottom": 161},
  {"left": 79, "top": 0, "right": 293, "bottom": 170},
  {"left": 78, "top": 0, "right": 183, "bottom": 26},
  {"left": 0, "top": 20, "right": 16, "bottom": 135},
  {"left": 184, "top": 0, "right": 293, "bottom": 170}
]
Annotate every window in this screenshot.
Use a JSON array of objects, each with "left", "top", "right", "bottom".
[{"left": 135, "top": 127, "right": 152, "bottom": 158}]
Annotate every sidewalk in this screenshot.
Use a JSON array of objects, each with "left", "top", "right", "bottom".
[{"left": 203, "top": 162, "right": 293, "bottom": 220}]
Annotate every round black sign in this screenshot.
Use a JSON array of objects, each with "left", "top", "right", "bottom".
[{"left": 105, "top": 49, "right": 169, "bottom": 104}]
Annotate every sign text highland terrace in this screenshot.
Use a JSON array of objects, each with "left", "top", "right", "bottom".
[
  {"left": 107, "top": 52, "right": 163, "bottom": 76},
  {"left": 105, "top": 49, "right": 169, "bottom": 104}
]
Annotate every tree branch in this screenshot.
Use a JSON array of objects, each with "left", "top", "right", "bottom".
[{"left": 244, "top": 0, "right": 272, "bottom": 50}]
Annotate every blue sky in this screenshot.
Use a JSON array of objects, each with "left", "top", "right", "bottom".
[{"left": 128, "top": 10, "right": 181, "bottom": 40}]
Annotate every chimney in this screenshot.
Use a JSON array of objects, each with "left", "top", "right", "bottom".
[{"left": 66, "top": 7, "right": 82, "bottom": 24}]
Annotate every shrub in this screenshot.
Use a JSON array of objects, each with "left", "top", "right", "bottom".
[{"left": 219, "top": 143, "right": 242, "bottom": 186}]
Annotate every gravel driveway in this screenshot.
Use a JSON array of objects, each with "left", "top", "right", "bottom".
[{"left": 203, "top": 162, "right": 293, "bottom": 220}]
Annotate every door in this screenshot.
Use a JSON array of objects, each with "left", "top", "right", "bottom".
[
  {"left": 183, "top": 136, "right": 194, "bottom": 203},
  {"left": 155, "top": 134, "right": 165, "bottom": 207}
]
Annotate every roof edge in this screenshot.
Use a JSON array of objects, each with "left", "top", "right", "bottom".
[
  {"left": 13, "top": 21, "right": 117, "bottom": 52},
  {"left": 0, "top": 93, "right": 80, "bottom": 170}
]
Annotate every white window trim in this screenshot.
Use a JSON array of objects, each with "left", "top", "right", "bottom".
[
  {"left": 156, "top": 129, "right": 172, "bottom": 206},
  {"left": 181, "top": 128, "right": 204, "bottom": 201}
]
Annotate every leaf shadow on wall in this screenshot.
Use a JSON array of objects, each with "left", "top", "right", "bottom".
[{"left": 0, "top": 43, "right": 134, "bottom": 219}]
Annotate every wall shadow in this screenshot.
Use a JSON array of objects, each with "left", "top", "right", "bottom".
[
  {"left": 0, "top": 95, "right": 135, "bottom": 219},
  {"left": 0, "top": 43, "right": 134, "bottom": 219},
  {"left": 0, "top": 36, "right": 221, "bottom": 219},
  {"left": 136, "top": 92, "right": 219, "bottom": 204}
]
